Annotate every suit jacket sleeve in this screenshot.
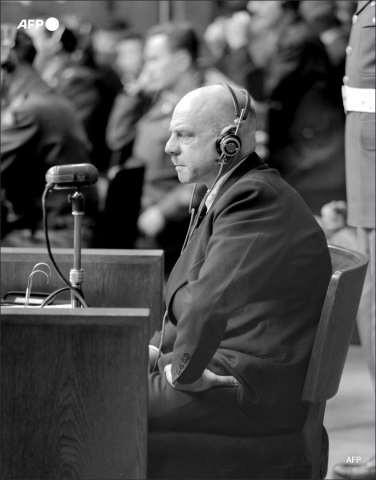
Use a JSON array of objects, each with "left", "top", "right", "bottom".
[{"left": 171, "top": 180, "right": 287, "bottom": 384}]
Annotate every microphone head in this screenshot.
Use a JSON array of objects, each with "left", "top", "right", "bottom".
[{"left": 45, "top": 164, "right": 98, "bottom": 189}]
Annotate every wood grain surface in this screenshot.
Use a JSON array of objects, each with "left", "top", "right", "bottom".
[
  {"left": 1, "top": 308, "right": 149, "bottom": 480},
  {"left": 1, "top": 248, "right": 164, "bottom": 335}
]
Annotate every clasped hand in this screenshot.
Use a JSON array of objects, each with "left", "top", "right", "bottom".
[{"left": 164, "top": 364, "right": 239, "bottom": 392}]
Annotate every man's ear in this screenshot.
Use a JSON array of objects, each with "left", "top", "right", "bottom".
[
  {"left": 174, "top": 49, "right": 192, "bottom": 73},
  {"left": 219, "top": 124, "right": 236, "bottom": 136}
]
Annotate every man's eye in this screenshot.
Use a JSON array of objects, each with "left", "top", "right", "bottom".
[{"left": 178, "top": 133, "right": 192, "bottom": 140}]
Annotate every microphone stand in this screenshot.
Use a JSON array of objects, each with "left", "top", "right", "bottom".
[{"left": 69, "top": 189, "right": 85, "bottom": 308}]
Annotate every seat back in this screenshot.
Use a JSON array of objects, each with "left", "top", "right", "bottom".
[{"left": 302, "top": 245, "right": 368, "bottom": 404}]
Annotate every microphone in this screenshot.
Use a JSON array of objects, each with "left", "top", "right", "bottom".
[{"left": 45, "top": 164, "right": 98, "bottom": 189}]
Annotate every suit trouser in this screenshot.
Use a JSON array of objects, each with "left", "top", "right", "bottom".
[
  {"left": 356, "top": 227, "right": 375, "bottom": 382},
  {"left": 148, "top": 371, "right": 294, "bottom": 436}
]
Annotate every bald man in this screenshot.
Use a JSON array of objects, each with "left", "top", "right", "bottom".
[{"left": 148, "top": 85, "right": 332, "bottom": 436}]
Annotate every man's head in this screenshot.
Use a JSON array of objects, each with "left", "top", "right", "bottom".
[
  {"left": 115, "top": 31, "right": 144, "bottom": 83},
  {"left": 246, "top": 1, "right": 299, "bottom": 32},
  {"left": 142, "top": 22, "right": 199, "bottom": 95},
  {"left": 1, "top": 30, "right": 36, "bottom": 96},
  {"left": 165, "top": 84, "right": 257, "bottom": 187}
]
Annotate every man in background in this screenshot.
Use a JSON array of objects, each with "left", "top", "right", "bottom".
[
  {"left": 1, "top": 29, "right": 95, "bottom": 247},
  {"left": 205, "top": 0, "right": 347, "bottom": 216},
  {"left": 105, "top": 23, "right": 207, "bottom": 272},
  {"left": 29, "top": 22, "right": 120, "bottom": 174}
]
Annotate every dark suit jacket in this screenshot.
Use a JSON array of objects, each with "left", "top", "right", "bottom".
[{"left": 150, "top": 153, "right": 332, "bottom": 430}]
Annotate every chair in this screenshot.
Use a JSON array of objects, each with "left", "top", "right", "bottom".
[{"left": 147, "top": 245, "right": 368, "bottom": 479}]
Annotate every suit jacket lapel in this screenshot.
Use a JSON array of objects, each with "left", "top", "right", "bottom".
[{"left": 165, "top": 152, "right": 263, "bottom": 315}]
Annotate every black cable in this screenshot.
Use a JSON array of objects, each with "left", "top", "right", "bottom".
[
  {"left": 42, "top": 184, "right": 88, "bottom": 308},
  {"left": 181, "top": 208, "right": 196, "bottom": 254},
  {"left": 40, "top": 286, "right": 70, "bottom": 307}
]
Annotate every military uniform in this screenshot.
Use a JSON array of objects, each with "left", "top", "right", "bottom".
[
  {"left": 1, "top": 65, "right": 92, "bottom": 237},
  {"left": 342, "top": 0, "right": 375, "bottom": 380}
]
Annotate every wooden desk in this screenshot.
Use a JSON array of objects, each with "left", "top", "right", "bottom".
[
  {"left": 1, "top": 248, "right": 164, "bottom": 335},
  {"left": 1, "top": 307, "right": 149, "bottom": 480}
]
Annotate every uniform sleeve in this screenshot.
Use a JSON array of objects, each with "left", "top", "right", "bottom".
[{"left": 171, "top": 182, "right": 287, "bottom": 384}]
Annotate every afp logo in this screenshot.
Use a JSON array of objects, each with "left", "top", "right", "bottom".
[{"left": 17, "top": 17, "right": 59, "bottom": 31}]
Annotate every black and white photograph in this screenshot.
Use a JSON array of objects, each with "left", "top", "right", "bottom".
[{"left": 1, "top": 1, "right": 375, "bottom": 478}]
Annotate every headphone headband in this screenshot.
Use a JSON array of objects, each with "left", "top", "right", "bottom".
[{"left": 218, "top": 83, "right": 251, "bottom": 124}]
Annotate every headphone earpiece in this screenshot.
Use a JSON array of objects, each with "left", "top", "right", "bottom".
[
  {"left": 216, "top": 132, "right": 242, "bottom": 157},
  {"left": 215, "top": 83, "right": 251, "bottom": 162}
]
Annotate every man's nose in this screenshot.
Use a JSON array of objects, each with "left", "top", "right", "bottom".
[{"left": 165, "top": 135, "right": 180, "bottom": 155}]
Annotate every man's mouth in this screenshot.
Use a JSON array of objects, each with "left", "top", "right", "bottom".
[{"left": 172, "top": 158, "right": 185, "bottom": 167}]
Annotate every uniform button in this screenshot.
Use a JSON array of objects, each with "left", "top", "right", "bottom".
[
  {"left": 372, "top": 1, "right": 375, "bottom": 7},
  {"left": 373, "top": 17, "right": 375, "bottom": 23},
  {"left": 352, "top": 15, "right": 358, "bottom": 24},
  {"left": 346, "top": 46, "right": 352, "bottom": 56},
  {"left": 343, "top": 76, "right": 349, "bottom": 85}
]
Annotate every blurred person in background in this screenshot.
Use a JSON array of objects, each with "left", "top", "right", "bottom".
[
  {"left": 1, "top": 29, "right": 96, "bottom": 248},
  {"left": 106, "top": 30, "right": 150, "bottom": 168},
  {"left": 114, "top": 30, "right": 144, "bottom": 91},
  {"left": 299, "top": 1, "right": 356, "bottom": 80},
  {"left": 333, "top": 2, "right": 375, "bottom": 478},
  {"left": 90, "top": 20, "right": 126, "bottom": 94},
  {"left": 204, "top": 0, "right": 347, "bottom": 216},
  {"left": 99, "top": 30, "right": 150, "bottom": 249},
  {"left": 105, "top": 22, "right": 211, "bottom": 272},
  {"left": 29, "top": 21, "right": 120, "bottom": 175},
  {"left": 91, "top": 19, "right": 129, "bottom": 71}
]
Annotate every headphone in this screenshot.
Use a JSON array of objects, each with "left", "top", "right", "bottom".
[{"left": 215, "top": 83, "right": 251, "bottom": 161}]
